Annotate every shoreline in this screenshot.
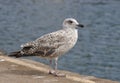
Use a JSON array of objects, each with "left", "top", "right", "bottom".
[{"left": 0, "top": 52, "right": 118, "bottom": 83}]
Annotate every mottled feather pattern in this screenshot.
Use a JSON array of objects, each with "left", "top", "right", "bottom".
[
  {"left": 8, "top": 18, "right": 84, "bottom": 76},
  {"left": 20, "top": 28, "right": 78, "bottom": 58},
  {"left": 9, "top": 18, "right": 83, "bottom": 59}
]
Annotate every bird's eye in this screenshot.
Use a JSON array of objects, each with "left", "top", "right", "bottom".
[{"left": 68, "top": 20, "right": 73, "bottom": 24}]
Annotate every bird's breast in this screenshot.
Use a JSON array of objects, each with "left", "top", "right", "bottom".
[
  {"left": 56, "top": 29, "right": 78, "bottom": 55},
  {"left": 68, "top": 29, "right": 78, "bottom": 47}
]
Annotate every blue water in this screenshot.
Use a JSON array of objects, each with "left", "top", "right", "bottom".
[{"left": 0, "top": 0, "right": 120, "bottom": 81}]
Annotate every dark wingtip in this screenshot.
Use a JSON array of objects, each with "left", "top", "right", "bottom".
[{"left": 8, "top": 51, "right": 21, "bottom": 58}]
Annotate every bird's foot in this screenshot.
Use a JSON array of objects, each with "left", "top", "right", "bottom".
[{"left": 49, "top": 70, "right": 66, "bottom": 77}]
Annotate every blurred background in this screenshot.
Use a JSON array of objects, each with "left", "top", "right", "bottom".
[{"left": 0, "top": 0, "right": 120, "bottom": 81}]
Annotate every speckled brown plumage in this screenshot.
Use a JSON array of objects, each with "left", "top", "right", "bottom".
[{"left": 9, "top": 18, "right": 84, "bottom": 76}]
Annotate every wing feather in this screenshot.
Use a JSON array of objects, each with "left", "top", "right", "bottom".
[{"left": 21, "top": 30, "right": 67, "bottom": 57}]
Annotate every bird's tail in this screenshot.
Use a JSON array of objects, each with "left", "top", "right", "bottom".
[{"left": 8, "top": 51, "right": 22, "bottom": 58}]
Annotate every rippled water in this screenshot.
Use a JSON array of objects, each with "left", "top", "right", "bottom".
[{"left": 0, "top": 0, "right": 120, "bottom": 81}]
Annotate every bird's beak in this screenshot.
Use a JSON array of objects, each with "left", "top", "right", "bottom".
[{"left": 77, "top": 24, "right": 84, "bottom": 28}]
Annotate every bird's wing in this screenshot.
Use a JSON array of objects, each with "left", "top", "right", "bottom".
[
  {"left": 21, "top": 30, "right": 67, "bottom": 57},
  {"left": 35, "top": 30, "right": 66, "bottom": 47}
]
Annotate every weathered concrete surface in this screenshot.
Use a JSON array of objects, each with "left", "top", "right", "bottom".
[{"left": 0, "top": 52, "right": 119, "bottom": 83}]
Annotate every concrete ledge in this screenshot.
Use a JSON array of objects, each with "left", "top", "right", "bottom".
[{"left": 0, "top": 52, "right": 119, "bottom": 83}]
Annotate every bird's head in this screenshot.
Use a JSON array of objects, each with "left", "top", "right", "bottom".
[{"left": 63, "top": 18, "right": 84, "bottom": 29}]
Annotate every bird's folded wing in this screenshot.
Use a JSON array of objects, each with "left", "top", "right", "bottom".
[{"left": 20, "top": 30, "right": 67, "bottom": 56}]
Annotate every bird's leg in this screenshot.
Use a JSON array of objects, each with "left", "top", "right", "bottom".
[
  {"left": 49, "top": 57, "right": 66, "bottom": 77},
  {"left": 49, "top": 59, "right": 52, "bottom": 66},
  {"left": 54, "top": 57, "right": 58, "bottom": 71},
  {"left": 49, "top": 58, "right": 58, "bottom": 74},
  {"left": 49, "top": 59, "right": 55, "bottom": 74},
  {"left": 49, "top": 57, "right": 58, "bottom": 75}
]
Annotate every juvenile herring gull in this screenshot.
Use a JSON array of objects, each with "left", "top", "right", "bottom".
[{"left": 9, "top": 18, "right": 84, "bottom": 76}]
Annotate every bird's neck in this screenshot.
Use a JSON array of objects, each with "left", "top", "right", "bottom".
[{"left": 63, "top": 27, "right": 78, "bottom": 32}]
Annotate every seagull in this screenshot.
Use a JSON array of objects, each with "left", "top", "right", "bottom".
[{"left": 9, "top": 18, "right": 84, "bottom": 76}]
